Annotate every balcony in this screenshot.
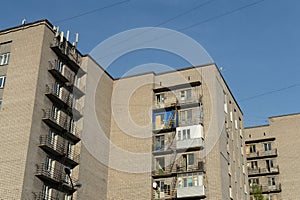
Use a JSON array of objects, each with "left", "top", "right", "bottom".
[
  {"left": 176, "top": 138, "right": 204, "bottom": 151},
  {"left": 35, "top": 163, "right": 78, "bottom": 193},
  {"left": 176, "top": 160, "right": 205, "bottom": 174},
  {"left": 153, "top": 133, "right": 176, "bottom": 155},
  {"left": 247, "top": 149, "right": 278, "bottom": 159},
  {"left": 42, "top": 109, "right": 81, "bottom": 143},
  {"left": 51, "top": 39, "right": 82, "bottom": 73},
  {"left": 35, "top": 163, "right": 63, "bottom": 185},
  {"left": 48, "top": 60, "right": 74, "bottom": 84},
  {"left": 248, "top": 166, "right": 279, "bottom": 176},
  {"left": 39, "top": 135, "right": 65, "bottom": 157},
  {"left": 177, "top": 95, "right": 202, "bottom": 106},
  {"left": 177, "top": 185, "right": 205, "bottom": 199},
  {"left": 45, "top": 84, "right": 73, "bottom": 109},
  {"left": 250, "top": 184, "right": 281, "bottom": 194},
  {"left": 39, "top": 135, "right": 80, "bottom": 167},
  {"left": 178, "top": 118, "right": 202, "bottom": 127}
]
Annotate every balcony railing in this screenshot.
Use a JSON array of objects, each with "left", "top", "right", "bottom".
[
  {"left": 176, "top": 138, "right": 204, "bottom": 150},
  {"left": 250, "top": 184, "right": 281, "bottom": 194},
  {"left": 152, "top": 160, "right": 205, "bottom": 177},
  {"left": 247, "top": 149, "right": 278, "bottom": 159},
  {"left": 42, "top": 109, "right": 81, "bottom": 143},
  {"left": 248, "top": 165, "right": 279, "bottom": 176},
  {"left": 177, "top": 185, "right": 205, "bottom": 198},
  {"left": 48, "top": 60, "right": 74, "bottom": 84},
  {"left": 39, "top": 135, "right": 65, "bottom": 156},
  {"left": 178, "top": 118, "right": 202, "bottom": 127},
  {"left": 45, "top": 84, "right": 73, "bottom": 108},
  {"left": 177, "top": 95, "right": 202, "bottom": 106},
  {"left": 39, "top": 135, "right": 80, "bottom": 167},
  {"left": 33, "top": 192, "right": 59, "bottom": 200},
  {"left": 35, "top": 163, "right": 78, "bottom": 192}
]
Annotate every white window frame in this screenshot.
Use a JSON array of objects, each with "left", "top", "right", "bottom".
[
  {"left": 0, "top": 76, "right": 6, "bottom": 88},
  {"left": 0, "top": 52, "right": 10, "bottom": 66}
]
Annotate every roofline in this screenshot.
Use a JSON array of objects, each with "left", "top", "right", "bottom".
[
  {"left": 269, "top": 112, "right": 300, "bottom": 119},
  {"left": 245, "top": 112, "right": 300, "bottom": 128},
  {"left": 214, "top": 63, "right": 243, "bottom": 115},
  {"left": 83, "top": 54, "right": 115, "bottom": 80},
  {"left": 0, "top": 19, "right": 53, "bottom": 35},
  {"left": 245, "top": 124, "right": 269, "bottom": 129}
]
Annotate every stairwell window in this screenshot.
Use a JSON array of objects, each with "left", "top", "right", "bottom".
[
  {"left": 0, "top": 76, "right": 6, "bottom": 88},
  {"left": 0, "top": 52, "right": 10, "bottom": 66},
  {"left": 0, "top": 99, "right": 2, "bottom": 110}
]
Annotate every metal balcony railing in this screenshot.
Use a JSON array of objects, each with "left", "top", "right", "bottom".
[
  {"left": 35, "top": 163, "right": 78, "bottom": 190},
  {"left": 248, "top": 165, "right": 279, "bottom": 176},
  {"left": 177, "top": 95, "right": 202, "bottom": 105},
  {"left": 33, "top": 192, "right": 59, "bottom": 200},
  {"left": 247, "top": 149, "right": 278, "bottom": 159},
  {"left": 45, "top": 84, "right": 73, "bottom": 108},
  {"left": 48, "top": 60, "right": 75, "bottom": 84},
  {"left": 39, "top": 135, "right": 80, "bottom": 167},
  {"left": 178, "top": 118, "right": 202, "bottom": 127},
  {"left": 42, "top": 109, "right": 81, "bottom": 143},
  {"left": 250, "top": 184, "right": 281, "bottom": 194},
  {"left": 39, "top": 135, "right": 65, "bottom": 156}
]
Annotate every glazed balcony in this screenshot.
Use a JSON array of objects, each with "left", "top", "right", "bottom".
[
  {"left": 176, "top": 138, "right": 204, "bottom": 150},
  {"left": 48, "top": 60, "right": 75, "bottom": 84},
  {"left": 42, "top": 109, "right": 81, "bottom": 143},
  {"left": 177, "top": 185, "right": 205, "bottom": 199},
  {"left": 248, "top": 165, "right": 279, "bottom": 176},
  {"left": 247, "top": 149, "right": 278, "bottom": 159}
]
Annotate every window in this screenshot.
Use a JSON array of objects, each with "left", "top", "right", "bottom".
[
  {"left": 180, "top": 109, "right": 192, "bottom": 121},
  {"left": 180, "top": 89, "right": 192, "bottom": 100},
  {"left": 156, "top": 157, "right": 165, "bottom": 171},
  {"left": 187, "top": 154, "right": 194, "bottom": 165},
  {"left": 155, "top": 135, "right": 165, "bottom": 151},
  {"left": 264, "top": 143, "right": 272, "bottom": 151},
  {"left": 177, "top": 130, "right": 181, "bottom": 140},
  {"left": 177, "top": 128, "right": 191, "bottom": 141},
  {"left": 250, "top": 161, "right": 258, "bottom": 169},
  {"left": 156, "top": 93, "right": 165, "bottom": 103},
  {"left": 42, "top": 185, "right": 52, "bottom": 200},
  {"left": 48, "top": 130, "right": 58, "bottom": 150},
  {"left": 269, "top": 194, "right": 278, "bottom": 200},
  {"left": 249, "top": 178, "right": 259, "bottom": 186},
  {"left": 0, "top": 76, "right": 6, "bottom": 88},
  {"left": 177, "top": 172, "right": 203, "bottom": 188},
  {"left": 249, "top": 145, "right": 256, "bottom": 153},
  {"left": 0, "top": 52, "right": 10, "bottom": 66},
  {"left": 268, "top": 177, "right": 276, "bottom": 186},
  {"left": 0, "top": 99, "right": 2, "bottom": 110},
  {"left": 266, "top": 159, "right": 274, "bottom": 171}
]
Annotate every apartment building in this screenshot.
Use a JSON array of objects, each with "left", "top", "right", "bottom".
[
  {"left": 0, "top": 19, "right": 248, "bottom": 200},
  {"left": 244, "top": 113, "right": 300, "bottom": 200},
  {"left": 0, "top": 20, "right": 86, "bottom": 199}
]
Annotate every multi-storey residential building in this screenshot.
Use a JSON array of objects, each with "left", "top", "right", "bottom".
[
  {"left": 244, "top": 113, "right": 300, "bottom": 200},
  {"left": 0, "top": 19, "right": 248, "bottom": 200},
  {"left": 0, "top": 20, "right": 86, "bottom": 200}
]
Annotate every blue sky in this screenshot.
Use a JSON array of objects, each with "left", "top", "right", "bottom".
[{"left": 1, "top": 0, "right": 300, "bottom": 126}]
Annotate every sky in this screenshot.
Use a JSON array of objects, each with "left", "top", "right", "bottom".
[{"left": 1, "top": 0, "right": 300, "bottom": 127}]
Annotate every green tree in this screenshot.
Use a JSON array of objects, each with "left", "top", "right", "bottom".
[{"left": 251, "top": 185, "right": 268, "bottom": 200}]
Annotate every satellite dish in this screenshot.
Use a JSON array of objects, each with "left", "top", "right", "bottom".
[{"left": 153, "top": 182, "right": 158, "bottom": 190}]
